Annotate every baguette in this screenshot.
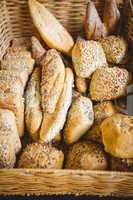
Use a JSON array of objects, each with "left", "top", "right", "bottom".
[
  {"left": 25, "top": 67, "right": 42, "bottom": 141},
  {"left": 41, "top": 49, "right": 65, "bottom": 113},
  {"left": 28, "top": 0, "right": 74, "bottom": 55},
  {"left": 40, "top": 68, "right": 74, "bottom": 143}
]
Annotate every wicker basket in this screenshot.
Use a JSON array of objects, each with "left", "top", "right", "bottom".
[{"left": 0, "top": 0, "right": 133, "bottom": 197}]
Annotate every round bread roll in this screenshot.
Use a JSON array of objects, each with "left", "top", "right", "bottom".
[
  {"left": 64, "top": 96, "right": 94, "bottom": 145},
  {"left": 100, "top": 36, "right": 128, "bottom": 64},
  {"left": 90, "top": 67, "right": 129, "bottom": 101},
  {"left": 65, "top": 141, "right": 108, "bottom": 170},
  {"left": 85, "top": 101, "right": 116, "bottom": 143},
  {"left": 72, "top": 37, "right": 107, "bottom": 78},
  {"left": 101, "top": 114, "right": 133, "bottom": 158},
  {"left": 18, "top": 143, "right": 64, "bottom": 169}
]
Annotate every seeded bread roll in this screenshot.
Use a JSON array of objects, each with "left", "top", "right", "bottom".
[
  {"left": 101, "top": 114, "right": 133, "bottom": 158},
  {"left": 100, "top": 36, "right": 128, "bottom": 64},
  {"left": 40, "top": 68, "right": 74, "bottom": 143},
  {"left": 90, "top": 67, "right": 129, "bottom": 101},
  {"left": 110, "top": 157, "right": 133, "bottom": 172},
  {"left": 64, "top": 96, "right": 94, "bottom": 145},
  {"left": 0, "top": 136, "right": 16, "bottom": 168},
  {"left": 25, "top": 67, "right": 42, "bottom": 141},
  {"left": 18, "top": 143, "right": 64, "bottom": 169},
  {"left": 75, "top": 77, "right": 88, "bottom": 93},
  {"left": 0, "top": 92, "right": 24, "bottom": 137},
  {"left": 31, "top": 36, "right": 46, "bottom": 62},
  {"left": 41, "top": 49, "right": 65, "bottom": 113},
  {"left": 72, "top": 37, "right": 107, "bottom": 78},
  {"left": 28, "top": 0, "right": 74, "bottom": 55},
  {"left": 85, "top": 101, "right": 116, "bottom": 143},
  {"left": 65, "top": 141, "right": 108, "bottom": 170},
  {"left": 1, "top": 48, "right": 35, "bottom": 87},
  {"left": 0, "top": 109, "right": 21, "bottom": 154},
  {"left": 0, "top": 70, "right": 24, "bottom": 96}
]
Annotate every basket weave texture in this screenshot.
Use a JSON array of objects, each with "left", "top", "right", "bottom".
[{"left": 0, "top": 0, "right": 133, "bottom": 197}]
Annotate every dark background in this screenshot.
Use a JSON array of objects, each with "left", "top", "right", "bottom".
[{"left": 0, "top": 196, "right": 132, "bottom": 200}]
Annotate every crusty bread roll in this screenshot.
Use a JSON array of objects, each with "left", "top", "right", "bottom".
[
  {"left": 64, "top": 96, "right": 94, "bottom": 145},
  {"left": 110, "top": 156, "right": 133, "bottom": 172},
  {"left": 0, "top": 70, "right": 24, "bottom": 96},
  {"left": 85, "top": 101, "right": 116, "bottom": 143},
  {"left": 103, "top": 0, "right": 120, "bottom": 35},
  {"left": 0, "top": 92, "right": 24, "bottom": 137},
  {"left": 31, "top": 36, "right": 46, "bottom": 61},
  {"left": 40, "top": 68, "right": 74, "bottom": 143},
  {"left": 18, "top": 143, "right": 64, "bottom": 169},
  {"left": 75, "top": 77, "right": 88, "bottom": 93},
  {"left": 41, "top": 49, "right": 65, "bottom": 114},
  {"left": 100, "top": 36, "right": 128, "bottom": 64},
  {"left": 101, "top": 114, "right": 133, "bottom": 158},
  {"left": 1, "top": 48, "right": 35, "bottom": 87},
  {"left": 25, "top": 67, "right": 42, "bottom": 141},
  {"left": 72, "top": 37, "right": 107, "bottom": 78},
  {"left": 0, "top": 136, "right": 16, "bottom": 168},
  {"left": 0, "top": 109, "right": 21, "bottom": 154},
  {"left": 90, "top": 67, "right": 129, "bottom": 101},
  {"left": 65, "top": 141, "right": 108, "bottom": 170},
  {"left": 28, "top": 0, "right": 74, "bottom": 55},
  {"left": 84, "top": 1, "right": 107, "bottom": 40}
]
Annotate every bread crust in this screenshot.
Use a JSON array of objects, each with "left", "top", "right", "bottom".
[
  {"left": 25, "top": 67, "right": 42, "bottom": 141},
  {"left": 40, "top": 68, "right": 74, "bottom": 143},
  {"left": 64, "top": 96, "right": 94, "bottom": 145},
  {"left": 41, "top": 49, "right": 65, "bottom": 113}
]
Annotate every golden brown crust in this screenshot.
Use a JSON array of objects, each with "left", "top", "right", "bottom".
[
  {"left": 72, "top": 37, "right": 107, "bottom": 78},
  {"left": 65, "top": 141, "right": 108, "bottom": 170},
  {"left": 100, "top": 36, "right": 128, "bottom": 64},
  {"left": 18, "top": 143, "right": 64, "bottom": 169},
  {"left": 64, "top": 96, "right": 94, "bottom": 145},
  {"left": 103, "top": 0, "right": 120, "bottom": 35},
  {"left": 101, "top": 114, "right": 133, "bottom": 158},
  {"left": 40, "top": 68, "right": 74, "bottom": 143},
  {"left": 90, "top": 67, "right": 129, "bottom": 101},
  {"left": 85, "top": 101, "right": 116, "bottom": 143},
  {"left": 0, "top": 109, "right": 21, "bottom": 154},
  {"left": 31, "top": 36, "right": 46, "bottom": 61},
  {"left": 0, "top": 92, "right": 24, "bottom": 137},
  {"left": 84, "top": 1, "right": 107, "bottom": 40},
  {"left": 41, "top": 49, "right": 65, "bottom": 113},
  {"left": 25, "top": 67, "right": 42, "bottom": 141},
  {"left": 75, "top": 77, "right": 88, "bottom": 93},
  {"left": 28, "top": 0, "right": 74, "bottom": 55}
]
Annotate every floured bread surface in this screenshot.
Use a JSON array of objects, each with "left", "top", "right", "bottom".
[
  {"left": 28, "top": 0, "right": 74, "bottom": 54},
  {"left": 64, "top": 96, "right": 94, "bottom": 145},
  {"left": 40, "top": 68, "right": 74, "bottom": 143},
  {"left": 41, "top": 49, "right": 65, "bottom": 113}
]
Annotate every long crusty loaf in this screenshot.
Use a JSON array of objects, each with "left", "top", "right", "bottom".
[
  {"left": 25, "top": 67, "right": 42, "bottom": 141},
  {"left": 41, "top": 49, "right": 65, "bottom": 113},
  {"left": 40, "top": 67, "right": 74, "bottom": 143}
]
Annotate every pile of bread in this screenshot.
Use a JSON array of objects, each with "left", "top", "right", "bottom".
[{"left": 0, "top": 0, "right": 133, "bottom": 172}]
